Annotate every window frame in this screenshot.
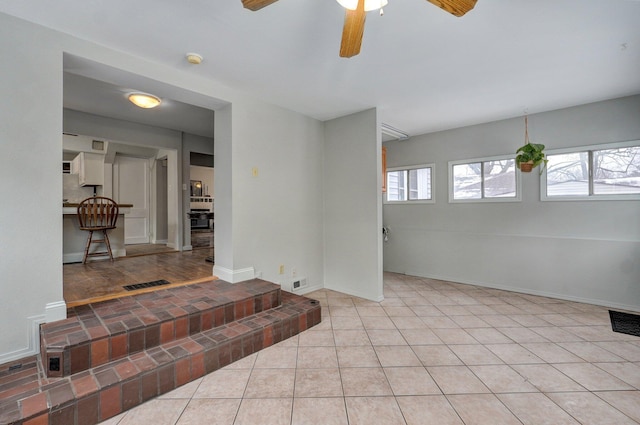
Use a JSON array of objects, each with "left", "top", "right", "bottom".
[
  {"left": 448, "top": 154, "right": 522, "bottom": 203},
  {"left": 384, "top": 163, "right": 435, "bottom": 204},
  {"left": 540, "top": 139, "right": 640, "bottom": 202}
]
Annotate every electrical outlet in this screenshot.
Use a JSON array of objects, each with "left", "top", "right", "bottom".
[
  {"left": 292, "top": 267, "right": 297, "bottom": 278},
  {"left": 279, "top": 264, "right": 284, "bottom": 274}
]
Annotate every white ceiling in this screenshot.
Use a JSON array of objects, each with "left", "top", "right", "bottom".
[{"left": 1, "top": 0, "right": 639, "bottom": 138}]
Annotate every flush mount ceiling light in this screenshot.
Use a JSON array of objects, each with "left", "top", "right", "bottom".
[
  {"left": 186, "top": 52, "right": 203, "bottom": 64},
  {"left": 128, "top": 92, "right": 161, "bottom": 109},
  {"left": 336, "top": 0, "right": 387, "bottom": 11}
]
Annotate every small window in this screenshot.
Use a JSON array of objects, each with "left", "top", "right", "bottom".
[
  {"left": 449, "top": 156, "right": 520, "bottom": 202},
  {"left": 543, "top": 141, "right": 640, "bottom": 200},
  {"left": 385, "top": 164, "right": 434, "bottom": 203}
]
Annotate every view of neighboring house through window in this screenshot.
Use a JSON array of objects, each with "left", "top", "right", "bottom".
[
  {"left": 386, "top": 165, "right": 433, "bottom": 203},
  {"left": 544, "top": 141, "right": 640, "bottom": 200},
  {"left": 450, "top": 156, "right": 519, "bottom": 202}
]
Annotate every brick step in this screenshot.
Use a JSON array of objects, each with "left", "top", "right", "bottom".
[
  {"left": 0, "top": 291, "right": 321, "bottom": 425},
  {"left": 40, "top": 279, "right": 282, "bottom": 378}
]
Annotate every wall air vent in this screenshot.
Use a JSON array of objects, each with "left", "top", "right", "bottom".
[{"left": 92, "top": 140, "right": 105, "bottom": 151}]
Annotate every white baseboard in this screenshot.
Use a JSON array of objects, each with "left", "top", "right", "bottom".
[
  {"left": 63, "top": 248, "right": 126, "bottom": 264},
  {"left": 213, "top": 266, "right": 255, "bottom": 283}
]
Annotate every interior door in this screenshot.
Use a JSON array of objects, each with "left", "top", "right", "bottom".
[{"left": 114, "top": 155, "right": 150, "bottom": 244}]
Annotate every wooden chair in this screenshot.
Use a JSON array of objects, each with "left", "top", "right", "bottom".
[{"left": 77, "top": 196, "right": 119, "bottom": 263}]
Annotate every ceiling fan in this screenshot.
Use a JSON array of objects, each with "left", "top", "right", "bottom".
[{"left": 241, "top": 0, "right": 477, "bottom": 58}]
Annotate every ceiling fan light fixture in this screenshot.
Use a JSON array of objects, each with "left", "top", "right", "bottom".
[
  {"left": 336, "top": 0, "right": 388, "bottom": 12},
  {"left": 128, "top": 92, "right": 162, "bottom": 109}
]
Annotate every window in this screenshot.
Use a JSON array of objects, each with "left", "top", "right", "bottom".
[
  {"left": 449, "top": 155, "right": 520, "bottom": 202},
  {"left": 385, "top": 164, "right": 434, "bottom": 203},
  {"left": 542, "top": 141, "right": 640, "bottom": 200}
]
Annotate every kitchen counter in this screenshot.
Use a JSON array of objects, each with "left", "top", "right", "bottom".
[{"left": 63, "top": 203, "right": 133, "bottom": 263}]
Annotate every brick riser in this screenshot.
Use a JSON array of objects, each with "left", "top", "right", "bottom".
[
  {"left": 1, "top": 291, "right": 321, "bottom": 425},
  {"left": 40, "top": 279, "right": 281, "bottom": 378}
]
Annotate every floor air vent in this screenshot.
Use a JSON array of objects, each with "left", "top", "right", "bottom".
[{"left": 123, "top": 279, "right": 171, "bottom": 291}]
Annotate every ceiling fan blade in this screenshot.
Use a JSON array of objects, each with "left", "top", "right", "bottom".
[
  {"left": 241, "top": 0, "right": 279, "bottom": 11},
  {"left": 339, "top": 0, "right": 366, "bottom": 58},
  {"left": 426, "top": 0, "right": 477, "bottom": 17}
]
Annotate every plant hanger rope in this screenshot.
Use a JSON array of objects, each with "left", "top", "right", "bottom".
[{"left": 525, "top": 115, "right": 530, "bottom": 145}]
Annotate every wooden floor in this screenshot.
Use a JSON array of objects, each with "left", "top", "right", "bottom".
[{"left": 63, "top": 245, "right": 215, "bottom": 307}]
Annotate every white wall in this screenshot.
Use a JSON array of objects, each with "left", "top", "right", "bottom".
[
  {"left": 214, "top": 100, "right": 326, "bottom": 292},
  {"left": 383, "top": 95, "right": 640, "bottom": 311},
  {"left": 324, "top": 109, "right": 384, "bottom": 302}
]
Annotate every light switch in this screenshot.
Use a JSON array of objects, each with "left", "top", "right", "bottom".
[{"left": 252, "top": 167, "right": 259, "bottom": 177}]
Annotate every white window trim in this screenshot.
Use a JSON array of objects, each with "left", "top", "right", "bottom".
[
  {"left": 540, "top": 139, "right": 640, "bottom": 202},
  {"left": 384, "top": 163, "right": 435, "bottom": 204},
  {"left": 448, "top": 154, "right": 522, "bottom": 203}
]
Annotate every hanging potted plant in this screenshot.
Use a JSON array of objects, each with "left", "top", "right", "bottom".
[{"left": 515, "top": 116, "right": 548, "bottom": 173}]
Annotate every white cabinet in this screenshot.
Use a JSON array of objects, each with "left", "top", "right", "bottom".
[{"left": 72, "top": 152, "right": 104, "bottom": 186}]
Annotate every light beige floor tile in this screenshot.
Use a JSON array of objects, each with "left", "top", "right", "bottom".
[
  {"left": 595, "top": 362, "right": 640, "bottom": 388},
  {"left": 244, "top": 368, "right": 295, "bottom": 398},
  {"left": 510, "top": 364, "right": 585, "bottom": 392},
  {"left": 431, "top": 328, "right": 478, "bottom": 345},
  {"left": 117, "top": 399, "right": 188, "bottom": 425},
  {"left": 552, "top": 363, "right": 634, "bottom": 391},
  {"left": 355, "top": 306, "right": 388, "bottom": 316},
  {"left": 447, "top": 394, "right": 521, "bottom": 425},
  {"left": 409, "top": 305, "right": 444, "bottom": 317},
  {"left": 254, "top": 345, "right": 298, "bottom": 369},
  {"left": 449, "top": 344, "right": 503, "bottom": 365},
  {"left": 464, "top": 305, "right": 498, "bottom": 315},
  {"left": 594, "top": 341, "right": 640, "bottom": 361},
  {"left": 329, "top": 315, "right": 363, "bottom": 330},
  {"left": 329, "top": 306, "right": 359, "bottom": 317},
  {"left": 528, "top": 326, "right": 584, "bottom": 342},
  {"left": 384, "top": 366, "right": 441, "bottom": 395},
  {"left": 366, "top": 329, "right": 408, "bottom": 346},
  {"left": 520, "top": 342, "right": 584, "bottom": 363},
  {"left": 537, "top": 313, "right": 584, "bottom": 327},
  {"left": 176, "top": 399, "right": 241, "bottom": 425},
  {"left": 396, "top": 395, "right": 463, "bottom": 425},
  {"left": 399, "top": 328, "right": 443, "bottom": 345},
  {"left": 292, "top": 397, "right": 348, "bottom": 425},
  {"left": 436, "top": 305, "right": 472, "bottom": 316},
  {"left": 294, "top": 368, "right": 343, "bottom": 397},
  {"left": 561, "top": 325, "right": 617, "bottom": 341},
  {"left": 465, "top": 328, "right": 513, "bottom": 344},
  {"left": 276, "top": 334, "right": 299, "bottom": 347},
  {"left": 427, "top": 366, "right": 490, "bottom": 394},
  {"left": 422, "top": 316, "right": 460, "bottom": 329},
  {"left": 340, "top": 367, "right": 393, "bottom": 396},
  {"left": 498, "top": 393, "right": 579, "bottom": 425},
  {"left": 296, "top": 346, "right": 338, "bottom": 369},
  {"left": 469, "top": 365, "right": 537, "bottom": 393},
  {"left": 450, "top": 315, "right": 491, "bottom": 328},
  {"left": 344, "top": 396, "right": 405, "bottom": 425},
  {"left": 298, "top": 330, "right": 335, "bottom": 346},
  {"left": 558, "top": 342, "right": 626, "bottom": 362},
  {"left": 383, "top": 306, "right": 417, "bottom": 317},
  {"left": 413, "top": 345, "right": 463, "bottom": 366},
  {"left": 379, "top": 297, "right": 406, "bottom": 307},
  {"left": 547, "top": 392, "right": 638, "bottom": 425},
  {"left": 311, "top": 316, "right": 332, "bottom": 330},
  {"left": 596, "top": 390, "right": 640, "bottom": 422},
  {"left": 509, "top": 314, "right": 552, "bottom": 327},
  {"left": 478, "top": 315, "right": 522, "bottom": 328},
  {"left": 485, "top": 343, "right": 545, "bottom": 364},
  {"left": 194, "top": 368, "right": 251, "bottom": 398},
  {"left": 333, "top": 329, "right": 371, "bottom": 346},
  {"left": 327, "top": 297, "right": 355, "bottom": 307},
  {"left": 391, "top": 316, "right": 429, "bottom": 329},
  {"left": 374, "top": 345, "right": 422, "bottom": 367},
  {"left": 498, "top": 327, "right": 549, "bottom": 343},
  {"left": 234, "top": 398, "right": 293, "bottom": 425},
  {"left": 360, "top": 316, "right": 397, "bottom": 330},
  {"left": 336, "top": 346, "right": 381, "bottom": 367},
  {"left": 402, "top": 296, "right": 432, "bottom": 307}
]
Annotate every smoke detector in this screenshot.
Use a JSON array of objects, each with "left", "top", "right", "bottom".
[{"left": 186, "top": 53, "right": 203, "bottom": 65}]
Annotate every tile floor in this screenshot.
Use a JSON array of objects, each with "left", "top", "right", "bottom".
[{"left": 98, "top": 272, "right": 640, "bottom": 425}]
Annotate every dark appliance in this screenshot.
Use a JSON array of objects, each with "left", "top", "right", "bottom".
[{"left": 189, "top": 209, "right": 212, "bottom": 229}]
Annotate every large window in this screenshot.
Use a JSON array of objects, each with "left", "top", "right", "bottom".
[
  {"left": 386, "top": 164, "right": 434, "bottom": 203},
  {"left": 542, "top": 141, "right": 640, "bottom": 200},
  {"left": 449, "top": 155, "right": 520, "bottom": 202}
]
